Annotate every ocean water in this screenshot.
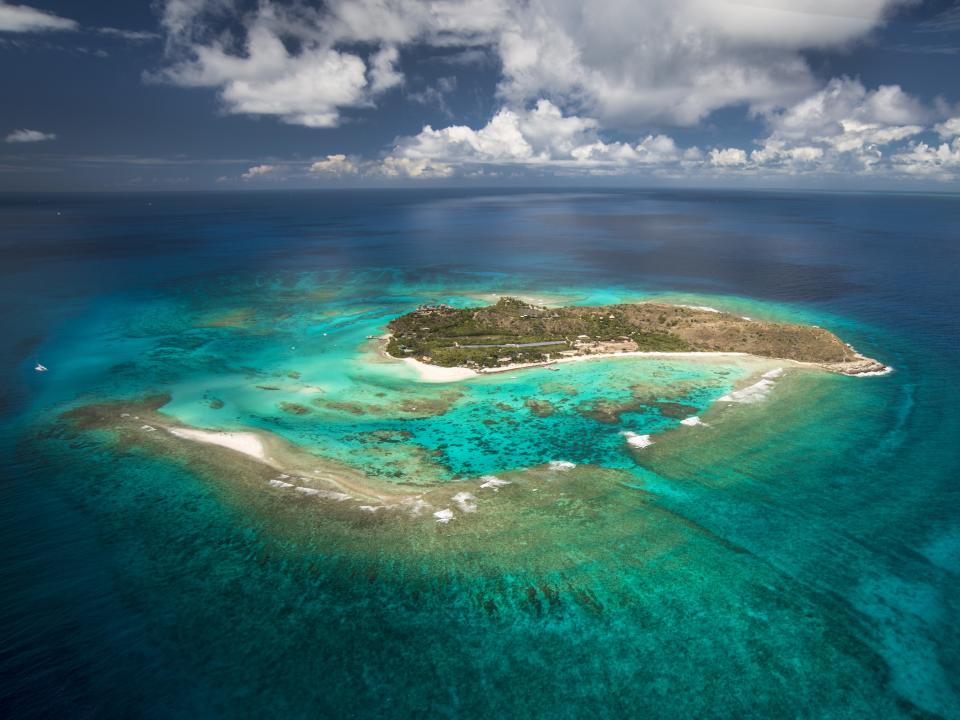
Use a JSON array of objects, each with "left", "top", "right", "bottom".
[{"left": 1, "top": 189, "right": 958, "bottom": 718}]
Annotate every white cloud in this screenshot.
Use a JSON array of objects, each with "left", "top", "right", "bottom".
[
  {"left": 241, "top": 164, "right": 277, "bottom": 180},
  {"left": 709, "top": 148, "right": 748, "bottom": 166},
  {"left": 750, "top": 140, "right": 824, "bottom": 165},
  {"left": 491, "top": 0, "right": 912, "bottom": 127},
  {"left": 827, "top": 119, "right": 922, "bottom": 152},
  {"left": 398, "top": 109, "right": 534, "bottom": 164},
  {"left": 379, "top": 100, "right": 693, "bottom": 176},
  {"left": 892, "top": 138, "right": 960, "bottom": 178},
  {"left": 309, "top": 154, "right": 359, "bottom": 175},
  {"left": 369, "top": 82, "right": 952, "bottom": 180},
  {"left": 154, "top": 0, "right": 500, "bottom": 127},
  {"left": 572, "top": 134, "right": 681, "bottom": 165},
  {"left": 379, "top": 156, "right": 454, "bottom": 179},
  {"left": 156, "top": 20, "right": 372, "bottom": 128},
  {"left": 765, "top": 78, "right": 925, "bottom": 151},
  {"left": 935, "top": 117, "right": 960, "bottom": 138},
  {"left": 0, "top": 2, "right": 77, "bottom": 33},
  {"left": 320, "top": 0, "right": 506, "bottom": 45},
  {"left": 718, "top": 78, "right": 932, "bottom": 175},
  {"left": 155, "top": 0, "right": 913, "bottom": 129},
  {"left": 368, "top": 45, "right": 403, "bottom": 94},
  {"left": 5, "top": 128, "right": 56, "bottom": 143}
]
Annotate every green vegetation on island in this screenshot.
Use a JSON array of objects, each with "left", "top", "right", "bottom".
[{"left": 386, "top": 297, "right": 887, "bottom": 375}]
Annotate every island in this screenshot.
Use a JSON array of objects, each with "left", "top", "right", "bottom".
[
  {"left": 386, "top": 297, "right": 888, "bottom": 376},
  {"left": 52, "top": 294, "right": 893, "bottom": 541}
]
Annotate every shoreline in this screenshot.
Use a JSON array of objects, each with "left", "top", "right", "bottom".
[
  {"left": 403, "top": 357, "right": 478, "bottom": 382},
  {"left": 384, "top": 298, "right": 892, "bottom": 382},
  {"left": 395, "top": 343, "right": 892, "bottom": 383}
]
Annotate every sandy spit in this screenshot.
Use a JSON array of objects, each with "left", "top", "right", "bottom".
[{"left": 167, "top": 427, "right": 267, "bottom": 461}]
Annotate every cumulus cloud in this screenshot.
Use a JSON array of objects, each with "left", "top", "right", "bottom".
[
  {"left": 153, "top": 0, "right": 498, "bottom": 127},
  {"left": 891, "top": 116, "right": 960, "bottom": 178},
  {"left": 572, "top": 134, "right": 683, "bottom": 166},
  {"left": 479, "top": 0, "right": 913, "bottom": 127},
  {"left": 155, "top": 21, "right": 371, "bottom": 128},
  {"left": 764, "top": 78, "right": 926, "bottom": 150},
  {"left": 368, "top": 45, "right": 403, "bottom": 94},
  {"left": 749, "top": 140, "right": 824, "bottom": 167},
  {"left": 935, "top": 117, "right": 960, "bottom": 138},
  {"left": 375, "top": 80, "right": 960, "bottom": 181},
  {"left": 309, "top": 154, "right": 359, "bottom": 175},
  {"left": 0, "top": 2, "right": 77, "bottom": 33},
  {"left": 155, "top": 0, "right": 913, "bottom": 129},
  {"left": 709, "top": 148, "right": 749, "bottom": 167},
  {"left": 379, "top": 156, "right": 454, "bottom": 179},
  {"left": 891, "top": 140, "right": 960, "bottom": 177},
  {"left": 5, "top": 128, "right": 56, "bottom": 143},
  {"left": 704, "top": 78, "right": 932, "bottom": 175},
  {"left": 241, "top": 164, "right": 277, "bottom": 180},
  {"left": 381, "top": 100, "right": 689, "bottom": 175},
  {"left": 319, "top": 85, "right": 955, "bottom": 181},
  {"left": 495, "top": 2, "right": 808, "bottom": 126}
]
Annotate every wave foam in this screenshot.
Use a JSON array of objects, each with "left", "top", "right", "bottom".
[
  {"left": 452, "top": 491, "right": 477, "bottom": 513},
  {"left": 622, "top": 431, "right": 654, "bottom": 449},
  {"left": 433, "top": 508, "right": 454, "bottom": 523},
  {"left": 548, "top": 460, "right": 576, "bottom": 471},
  {"left": 676, "top": 304, "right": 721, "bottom": 313},
  {"left": 402, "top": 497, "right": 432, "bottom": 516},
  {"left": 718, "top": 368, "right": 784, "bottom": 403},
  {"left": 680, "top": 416, "right": 703, "bottom": 426},
  {"left": 856, "top": 366, "right": 895, "bottom": 377},
  {"left": 479, "top": 475, "right": 511, "bottom": 489}
]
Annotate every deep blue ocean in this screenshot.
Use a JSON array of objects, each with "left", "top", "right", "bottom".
[{"left": 1, "top": 189, "right": 958, "bottom": 718}]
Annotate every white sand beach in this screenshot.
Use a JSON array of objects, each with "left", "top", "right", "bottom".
[
  {"left": 403, "top": 348, "right": 888, "bottom": 382},
  {"left": 403, "top": 357, "right": 478, "bottom": 382},
  {"left": 167, "top": 427, "right": 267, "bottom": 460}
]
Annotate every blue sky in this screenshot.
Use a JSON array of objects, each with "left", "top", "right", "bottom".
[{"left": 2, "top": 0, "right": 960, "bottom": 190}]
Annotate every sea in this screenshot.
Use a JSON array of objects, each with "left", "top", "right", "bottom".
[{"left": 0, "top": 189, "right": 958, "bottom": 719}]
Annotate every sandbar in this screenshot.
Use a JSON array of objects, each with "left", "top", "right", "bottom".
[{"left": 168, "top": 427, "right": 267, "bottom": 460}]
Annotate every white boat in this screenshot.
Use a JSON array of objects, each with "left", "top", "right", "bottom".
[{"left": 34, "top": 363, "right": 48, "bottom": 372}]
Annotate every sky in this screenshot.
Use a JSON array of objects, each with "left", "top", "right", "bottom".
[{"left": 1, "top": 0, "right": 960, "bottom": 191}]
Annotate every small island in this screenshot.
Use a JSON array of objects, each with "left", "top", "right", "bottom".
[{"left": 386, "top": 297, "right": 888, "bottom": 376}]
